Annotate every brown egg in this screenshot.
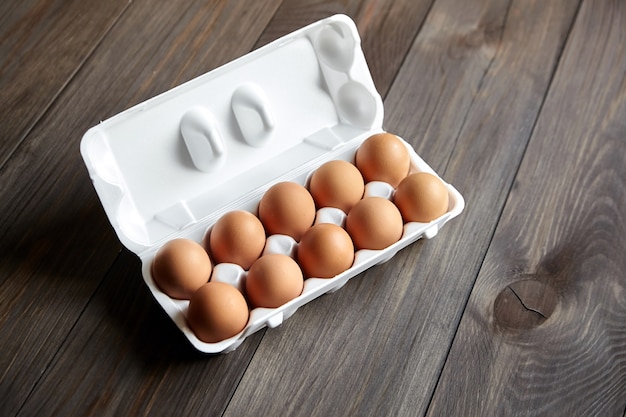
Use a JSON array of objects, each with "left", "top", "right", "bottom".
[
  {"left": 245, "top": 254, "right": 304, "bottom": 308},
  {"left": 394, "top": 172, "right": 449, "bottom": 222},
  {"left": 309, "top": 160, "right": 365, "bottom": 213},
  {"left": 151, "top": 238, "right": 212, "bottom": 299},
  {"left": 355, "top": 132, "right": 411, "bottom": 187},
  {"left": 187, "top": 282, "right": 249, "bottom": 343},
  {"left": 297, "top": 223, "right": 354, "bottom": 278},
  {"left": 346, "top": 197, "right": 404, "bottom": 250},
  {"left": 206, "top": 210, "right": 266, "bottom": 270},
  {"left": 258, "top": 181, "right": 316, "bottom": 241}
]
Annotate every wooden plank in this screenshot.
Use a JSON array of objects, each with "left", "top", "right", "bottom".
[
  {"left": 0, "top": 1, "right": 282, "bottom": 416},
  {"left": 0, "top": 0, "right": 130, "bottom": 168},
  {"left": 223, "top": 0, "right": 580, "bottom": 416},
  {"left": 426, "top": 0, "right": 626, "bottom": 415}
]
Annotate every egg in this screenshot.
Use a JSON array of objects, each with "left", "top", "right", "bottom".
[
  {"left": 151, "top": 238, "right": 212, "bottom": 299},
  {"left": 346, "top": 197, "right": 404, "bottom": 250},
  {"left": 394, "top": 172, "right": 449, "bottom": 222},
  {"left": 309, "top": 160, "right": 365, "bottom": 213},
  {"left": 187, "top": 282, "right": 249, "bottom": 343},
  {"left": 297, "top": 223, "right": 354, "bottom": 278},
  {"left": 258, "top": 181, "right": 316, "bottom": 241},
  {"left": 245, "top": 253, "right": 304, "bottom": 308},
  {"left": 355, "top": 132, "right": 411, "bottom": 187},
  {"left": 206, "top": 210, "right": 266, "bottom": 270}
]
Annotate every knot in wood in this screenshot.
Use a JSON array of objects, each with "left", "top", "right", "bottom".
[{"left": 493, "top": 279, "right": 558, "bottom": 331}]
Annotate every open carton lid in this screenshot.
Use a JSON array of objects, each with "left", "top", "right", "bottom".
[{"left": 80, "top": 14, "right": 383, "bottom": 256}]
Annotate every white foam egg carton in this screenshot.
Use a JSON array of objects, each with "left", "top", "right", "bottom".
[{"left": 80, "top": 15, "right": 464, "bottom": 353}]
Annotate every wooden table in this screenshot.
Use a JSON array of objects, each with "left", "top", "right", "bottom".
[{"left": 2, "top": 0, "right": 625, "bottom": 415}]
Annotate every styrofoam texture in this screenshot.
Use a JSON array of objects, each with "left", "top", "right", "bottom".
[{"left": 80, "top": 14, "right": 465, "bottom": 354}]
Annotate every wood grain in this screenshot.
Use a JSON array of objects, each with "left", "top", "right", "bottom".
[
  {"left": 2, "top": 0, "right": 624, "bottom": 415},
  {"left": 0, "top": 1, "right": 282, "bottom": 415},
  {"left": 427, "top": 0, "right": 626, "bottom": 415},
  {"left": 0, "top": 0, "right": 130, "bottom": 168},
  {"left": 223, "top": 0, "right": 580, "bottom": 416}
]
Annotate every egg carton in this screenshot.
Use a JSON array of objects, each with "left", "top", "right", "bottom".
[{"left": 80, "top": 14, "right": 465, "bottom": 353}]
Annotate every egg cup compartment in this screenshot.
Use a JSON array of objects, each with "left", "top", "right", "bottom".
[{"left": 81, "top": 15, "right": 464, "bottom": 354}]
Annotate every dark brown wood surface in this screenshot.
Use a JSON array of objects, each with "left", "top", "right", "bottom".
[{"left": 1, "top": 0, "right": 624, "bottom": 416}]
